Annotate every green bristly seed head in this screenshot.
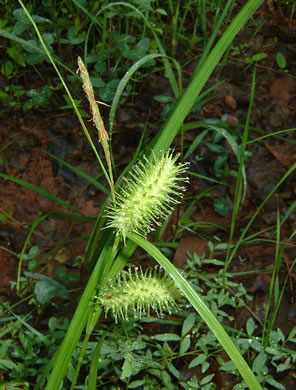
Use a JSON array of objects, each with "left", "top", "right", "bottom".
[
  {"left": 97, "top": 267, "right": 182, "bottom": 322},
  {"left": 106, "top": 150, "right": 189, "bottom": 243}
]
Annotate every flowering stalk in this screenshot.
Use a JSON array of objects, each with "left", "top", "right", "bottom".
[
  {"left": 107, "top": 150, "right": 189, "bottom": 243},
  {"left": 97, "top": 267, "right": 182, "bottom": 322},
  {"left": 77, "top": 57, "right": 115, "bottom": 202}
]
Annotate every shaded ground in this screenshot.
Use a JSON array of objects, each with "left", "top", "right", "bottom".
[{"left": 0, "top": 2, "right": 296, "bottom": 388}]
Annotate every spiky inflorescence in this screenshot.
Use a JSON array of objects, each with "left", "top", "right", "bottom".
[
  {"left": 97, "top": 267, "right": 182, "bottom": 322},
  {"left": 106, "top": 151, "right": 189, "bottom": 243}
]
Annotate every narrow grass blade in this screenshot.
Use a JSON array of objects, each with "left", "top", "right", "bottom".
[
  {"left": 48, "top": 152, "right": 109, "bottom": 195},
  {"left": 0, "top": 173, "right": 80, "bottom": 214},
  {"left": 184, "top": 129, "right": 208, "bottom": 160},
  {"left": 17, "top": 213, "right": 49, "bottom": 294},
  {"left": 88, "top": 333, "right": 106, "bottom": 390},
  {"left": 1, "top": 303, "right": 49, "bottom": 345},
  {"left": 0, "top": 29, "right": 77, "bottom": 78},
  {"left": 151, "top": 0, "right": 263, "bottom": 155},
  {"left": 228, "top": 162, "right": 296, "bottom": 265},
  {"left": 193, "top": 0, "right": 235, "bottom": 75},
  {"left": 128, "top": 232, "right": 262, "bottom": 390},
  {"left": 225, "top": 67, "right": 256, "bottom": 276},
  {"left": 247, "top": 128, "right": 296, "bottom": 144},
  {"left": 109, "top": 53, "right": 182, "bottom": 139}
]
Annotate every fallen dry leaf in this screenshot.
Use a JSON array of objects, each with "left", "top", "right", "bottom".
[
  {"left": 270, "top": 75, "right": 296, "bottom": 114},
  {"left": 225, "top": 95, "right": 237, "bottom": 110},
  {"left": 265, "top": 142, "right": 296, "bottom": 168},
  {"left": 173, "top": 236, "right": 209, "bottom": 269}
]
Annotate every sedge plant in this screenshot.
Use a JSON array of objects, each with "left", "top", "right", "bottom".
[
  {"left": 8, "top": 1, "right": 265, "bottom": 389},
  {"left": 54, "top": 54, "right": 262, "bottom": 389}
]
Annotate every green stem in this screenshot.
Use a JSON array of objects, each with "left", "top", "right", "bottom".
[
  {"left": 70, "top": 307, "right": 103, "bottom": 390},
  {"left": 70, "top": 332, "right": 91, "bottom": 390},
  {"left": 224, "top": 66, "right": 256, "bottom": 281},
  {"left": 68, "top": 236, "right": 120, "bottom": 389},
  {"left": 171, "top": 0, "right": 180, "bottom": 57}
]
